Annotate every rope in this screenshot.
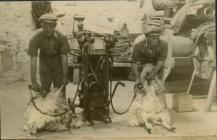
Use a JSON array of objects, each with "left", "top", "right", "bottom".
[
  {"left": 107, "top": 58, "right": 137, "bottom": 115},
  {"left": 72, "top": 81, "right": 81, "bottom": 106},
  {"left": 109, "top": 82, "right": 138, "bottom": 115}
]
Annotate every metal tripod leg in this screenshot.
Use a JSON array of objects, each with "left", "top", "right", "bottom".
[
  {"left": 187, "top": 70, "right": 196, "bottom": 94},
  {"left": 205, "top": 70, "right": 216, "bottom": 112}
]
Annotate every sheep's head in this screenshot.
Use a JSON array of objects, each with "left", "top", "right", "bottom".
[
  {"left": 140, "top": 64, "right": 165, "bottom": 96},
  {"left": 140, "top": 64, "right": 155, "bottom": 84},
  {"left": 139, "top": 64, "right": 159, "bottom": 96}
]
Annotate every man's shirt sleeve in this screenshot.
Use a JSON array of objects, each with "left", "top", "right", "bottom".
[
  {"left": 28, "top": 36, "right": 39, "bottom": 57},
  {"left": 60, "top": 35, "right": 70, "bottom": 55},
  {"left": 158, "top": 40, "right": 168, "bottom": 61},
  {"left": 131, "top": 43, "right": 140, "bottom": 63},
  {"left": 131, "top": 34, "right": 146, "bottom": 63}
]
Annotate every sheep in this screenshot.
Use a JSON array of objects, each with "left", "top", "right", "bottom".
[
  {"left": 126, "top": 64, "right": 175, "bottom": 133},
  {"left": 23, "top": 87, "right": 82, "bottom": 135}
]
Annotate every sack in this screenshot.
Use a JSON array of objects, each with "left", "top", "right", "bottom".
[{"left": 168, "top": 35, "right": 194, "bottom": 57}]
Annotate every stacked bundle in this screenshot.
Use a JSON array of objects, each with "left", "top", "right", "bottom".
[
  {"left": 147, "top": 15, "right": 163, "bottom": 27},
  {"left": 113, "top": 40, "right": 132, "bottom": 63}
]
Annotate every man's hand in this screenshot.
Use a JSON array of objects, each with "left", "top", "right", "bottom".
[{"left": 31, "top": 81, "right": 41, "bottom": 92}]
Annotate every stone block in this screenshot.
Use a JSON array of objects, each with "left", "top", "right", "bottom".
[{"left": 172, "top": 92, "right": 193, "bottom": 112}]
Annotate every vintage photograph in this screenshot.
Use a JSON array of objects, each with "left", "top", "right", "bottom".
[{"left": 0, "top": 0, "right": 216, "bottom": 139}]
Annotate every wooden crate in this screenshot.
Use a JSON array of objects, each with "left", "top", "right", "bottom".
[{"left": 172, "top": 92, "right": 193, "bottom": 112}]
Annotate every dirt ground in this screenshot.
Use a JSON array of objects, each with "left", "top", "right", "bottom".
[{"left": 1, "top": 79, "right": 217, "bottom": 139}]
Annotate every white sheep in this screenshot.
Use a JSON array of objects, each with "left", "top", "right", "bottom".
[
  {"left": 23, "top": 87, "right": 82, "bottom": 134},
  {"left": 126, "top": 64, "right": 175, "bottom": 133}
]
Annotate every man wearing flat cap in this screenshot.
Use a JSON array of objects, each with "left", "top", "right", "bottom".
[
  {"left": 28, "top": 13, "right": 70, "bottom": 97},
  {"left": 131, "top": 26, "right": 168, "bottom": 86}
]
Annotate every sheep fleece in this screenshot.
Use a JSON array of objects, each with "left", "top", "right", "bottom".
[{"left": 23, "top": 89, "right": 81, "bottom": 134}]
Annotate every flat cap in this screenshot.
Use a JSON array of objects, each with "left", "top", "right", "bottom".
[
  {"left": 39, "top": 13, "right": 57, "bottom": 23},
  {"left": 144, "top": 26, "right": 162, "bottom": 35}
]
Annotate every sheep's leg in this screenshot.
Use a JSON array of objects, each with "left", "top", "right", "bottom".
[
  {"left": 141, "top": 112, "right": 153, "bottom": 134},
  {"left": 152, "top": 117, "right": 162, "bottom": 126},
  {"left": 126, "top": 103, "right": 141, "bottom": 127},
  {"left": 126, "top": 110, "right": 140, "bottom": 126},
  {"left": 144, "top": 119, "right": 152, "bottom": 134},
  {"left": 159, "top": 112, "right": 176, "bottom": 132},
  {"left": 28, "top": 124, "right": 37, "bottom": 135},
  {"left": 71, "top": 117, "right": 82, "bottom": 128},
  {"left": 45, "top": 122, "right": 68, "bottom": 132}
]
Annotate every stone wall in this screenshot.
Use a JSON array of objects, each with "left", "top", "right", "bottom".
[{"left": 0, "top": 1, "right": 34, "bottom": 81}]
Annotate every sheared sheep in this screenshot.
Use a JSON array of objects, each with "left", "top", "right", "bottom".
[
  {"left": 23, "top": 86, "right": 82, "bottom": 134},
  {"left": 126, "top": 64, "right": 175, "bottom": 133}
]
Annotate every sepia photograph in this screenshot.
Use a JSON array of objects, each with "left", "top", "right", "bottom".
[{"left": 0, "top": 0, "right": 216, "bottom": 139}]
